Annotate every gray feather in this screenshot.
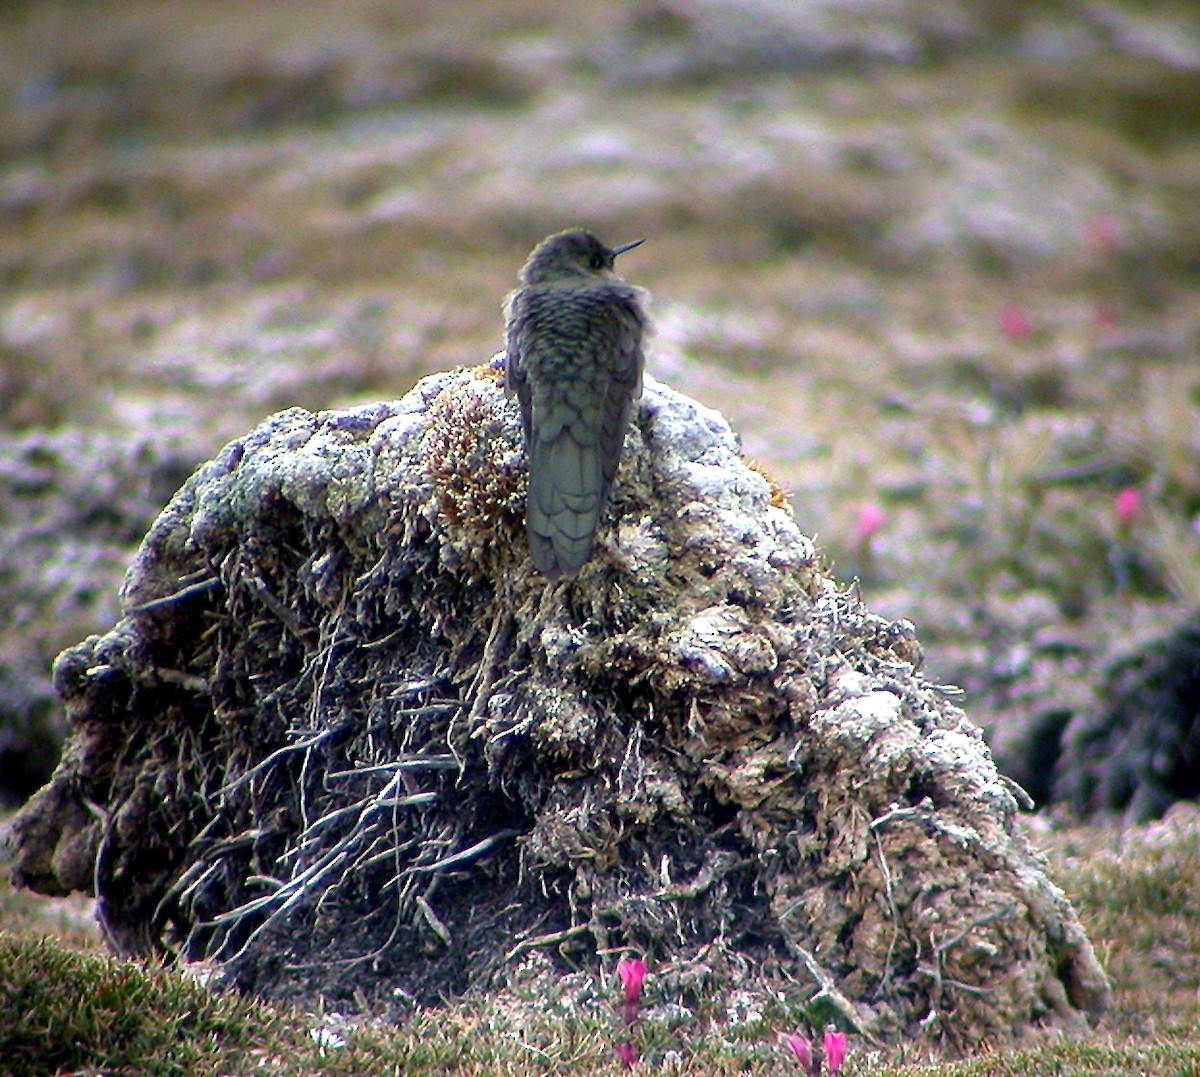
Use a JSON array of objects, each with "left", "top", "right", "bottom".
[{"left": 503, "top": 229, "right": 648, "bottom": 579}]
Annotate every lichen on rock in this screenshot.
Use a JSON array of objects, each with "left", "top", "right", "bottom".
[{"left": 10, "top": 362, "right": 1109, "bottom": 1048}]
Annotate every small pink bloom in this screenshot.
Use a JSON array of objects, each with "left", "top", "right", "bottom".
[
  {"left": 617, "top": 959, "right": 646, "bottom": 1005},
  {"left": 823, "top": 1031, "right": 848, "bottom": 1073},
  {"left": 614, "top": 1041, "right": 639, "bottom": 1069},
  {"left": 1093, "top": 303, "right": 1118, "bottom": 340},
  {"left": 1084, "top": 214, "right": 1119, "bottom": 256},
  {"left": 618, "top": 958, "right": 647, "bottom": 1026},
  {"left": 999, "top": 302, "right": 1033, "bottom": 343},
  {"left": 1115, "top": 487, "right": 1142, "bottom": 528},
  {"left": 784, "top": 1033, "right": 812, "bottom": 1069},
  {"left": 855, "top": 503, "right": 886, "bottom": 548}
]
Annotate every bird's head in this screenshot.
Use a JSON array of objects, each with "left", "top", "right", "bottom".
[{"left": 519, "top": 229, "right": 643, "bottom": 286}]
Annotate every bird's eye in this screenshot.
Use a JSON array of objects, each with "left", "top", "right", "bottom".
[{"left": 589, "top": 253, "right": 606, "bottom": 270}]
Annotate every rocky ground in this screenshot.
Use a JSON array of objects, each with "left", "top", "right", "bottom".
[{"left": 2, "top": 0, "right": 1198, "bottom": 816}]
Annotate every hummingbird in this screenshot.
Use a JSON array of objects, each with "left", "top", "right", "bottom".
[{"left": 504, "top": 229, "right": 648, "bottom": 580}]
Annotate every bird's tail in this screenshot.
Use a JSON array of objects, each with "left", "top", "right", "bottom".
[{"left": 526, "top": 429, "right": 605, "bottom": 580}]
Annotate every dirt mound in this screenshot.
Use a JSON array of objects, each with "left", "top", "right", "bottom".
[
  {"left": 1055, "top": 609, "right": 1200, "bottom": 822},
  {"left": 10, "top": 363, "right": 1109, "bottom": 1049}
]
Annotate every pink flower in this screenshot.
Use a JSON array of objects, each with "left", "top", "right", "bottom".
[
  {"left": 999, "top": 302, "right": 1033, "bottom": 343},
  {"left": 617, "top": 958, "right": 647, "bottom": 1025},
  {"left": 823, "top": 1030, "right": 848, "bottom": 1073},
  {"left": 618, "top": 959, "right": 646, "bottom": 1003},
  {"left": 785, "top": 1030, "right": 849, "bottom": 1075},
  {"left": 784, "top": 1033, "right": 813, "bottom": 1070},
  {"left": 1084, "top": 214, "right": 1119, "bottom": 256},
  {"left": 1115, "top": 486, "right": 1142, "bottom": 529},
  {"left": 855, "top": 503, "right": 886, "bottom": 549},
  {"left": 614, "top": 1041, "right": 639, "bottom": 1069},
  {"left": 1093, "top": 303, "right": 1118, "bottom": 341}
]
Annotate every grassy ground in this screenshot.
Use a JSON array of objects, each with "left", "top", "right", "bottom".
[{"left": 4, "top": 807, "right": 1200, "bottom": 1075}]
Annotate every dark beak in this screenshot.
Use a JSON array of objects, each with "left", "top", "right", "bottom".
[{"left": 611, "top": 239, "right": 645, "bottom": 258}]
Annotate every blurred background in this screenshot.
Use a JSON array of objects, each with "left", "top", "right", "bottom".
[{"left": 2, "top": 0, "right": 1198, "bottom": 819}]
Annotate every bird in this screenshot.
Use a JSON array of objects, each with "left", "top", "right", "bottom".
[{"left": 504, "top": 229, "right": 648, "bottom": 581}]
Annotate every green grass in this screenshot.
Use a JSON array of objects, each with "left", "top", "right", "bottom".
[
  {"left": 0, "top": 930, "right": 614, "bottom": 1077},
  {"left": 1, "top": 934, "right": 295, "bottom": 1077}
]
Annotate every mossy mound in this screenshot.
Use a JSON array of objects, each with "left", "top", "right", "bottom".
[
  {"left": 1056, "top": 609, "right": 1200, "bottom": 822},
  {"left": 11, "top": 363, "right": 1109, "bottom": 1049}
]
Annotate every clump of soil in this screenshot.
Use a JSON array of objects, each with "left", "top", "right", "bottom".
[
  {"left": 1056, "top": 609, "right": 1200, "bottom": 822},
  {"left": 11, "top": 363, "right": 1109, "bottom": 1050}
]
